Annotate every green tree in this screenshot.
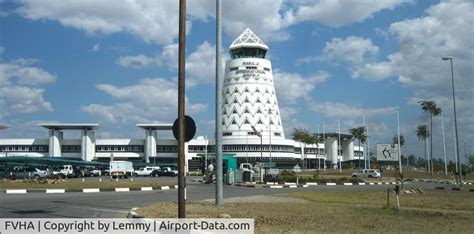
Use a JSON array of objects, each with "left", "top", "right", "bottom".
[
  {"left": 292, "top": 128, "right": 317, "bottom": 169},
  {"left": 349, "top": 126, "right": 367, "bottom": 169},
  {"left": 419, "top": 100, "right": 442, "bottom": 175},
  {"left": 416, "top": 125, "right": 429, "bottom": 172},
  {"left": 392, "top": 134, "right": 405, "bottom": 147},
  {"left": 408, "top": 154, "right": 416, "bottom": 167},
  {"left": 468, "top": 154, "right": 474, "bottom": 172}
]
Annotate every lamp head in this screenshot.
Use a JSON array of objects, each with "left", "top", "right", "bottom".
[{"left": 442, "top": 56, "right": 452, "bottom": 60}]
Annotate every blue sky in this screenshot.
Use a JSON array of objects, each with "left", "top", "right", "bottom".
[{"left": 0, "top": 0, "right": 472, "bottom": 162}]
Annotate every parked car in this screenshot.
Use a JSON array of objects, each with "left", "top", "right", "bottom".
[
  {"left": 352, "top": 169, "right": 380, "bottom": 178},
  {"left": 90, "top": 168, "right": 102, "bottom": 177},
  {"left": 9, "top": 167, "right": 49, "bottom": 180},
  {"left": 151, "top": 167, "right": 177, "bottom": 177},
  {"left": 51, "top": 165, "right": 75, "bottom": 178},
  {"left": 133, "top": 166, "right": 160, "bottom": 177}
]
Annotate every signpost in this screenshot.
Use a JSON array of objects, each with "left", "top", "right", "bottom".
[{"left": 376, "top": 144, "right": 399, "bottom": 161}]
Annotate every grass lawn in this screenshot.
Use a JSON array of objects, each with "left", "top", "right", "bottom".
[
  {"left": 0, "top": 180, "right": 174, "bottom": 189},
  {"left": 297, "top": 169, "right": 474, "bottom": 181},
  {"left": 137, "top": 189, "right": 474, "bottom": 233}
]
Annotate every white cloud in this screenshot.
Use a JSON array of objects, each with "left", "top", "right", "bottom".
[
  {"left": 351, "top": 61, "right": 393, "bottom": 81},
  {"left": 116, "top": 42, "right": 228, "bottom": 86},
  {"left": 15, "top": 0, "right": 410, "bottom": 44},
  {"left": 311, "top": 102, "right": 397, "bottom": 118},
  {"left": 90, "top": 42, "right": 100, "bottom": 52},
  {"left": 0, "top": 63, "right": 56, "bottom": 86},
  {"left": 323, "top": 36, "right": 379, "bottom": 65},
  {"left": 0, "top": 56, "right": 55, "bottom": 116},
  {"left": 292, "top": 0, "right": 412, "bottom": 27},
  {"left": 16, "top": 0, "right": 181, "bottom": 44},
  {"left": 0, "top": 86, "right": 53, "bottom": 115},
  {"left": 81, "top": 78, "right": 207, "bottom": 124},
  {"left": 274, "top": 71, "right": 329, "bottom": 103}
]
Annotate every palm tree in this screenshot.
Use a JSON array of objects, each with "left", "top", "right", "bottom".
[
  {"left": 292, "top": 128, "right": 317, "bottom": 169},
  {"left": 349, "top": 126, "right": 367, "bottom": 169},
  {"left": 392, "top": 134, "right": 405, "bottom": 147},
  {"left": 419, "top": 101, "right": 442, "bottom": 175},
  {"left": 416, "top": 125, "right": 429, "bottom": 172}
]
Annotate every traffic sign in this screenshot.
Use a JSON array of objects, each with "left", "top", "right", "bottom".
[
  {"left": 172, "top": 115, "right": 196, "bottom": 142},
  {"left": 376, "top": 144, "right": 399, "bottom": 161}
]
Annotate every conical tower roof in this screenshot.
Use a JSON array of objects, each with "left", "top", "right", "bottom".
[{"left": 229, "top": 28, "right": 269, "bottom": 50}]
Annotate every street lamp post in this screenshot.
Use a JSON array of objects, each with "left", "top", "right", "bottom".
[
  {"left": 268, "top": 109, "right": 273, "bottom": 163},
  {"left": 442, "top": 56, "right": 462, "bottom": 185},
  {"left": 397, "top": 110, "right": 402, "bottom": 174}
]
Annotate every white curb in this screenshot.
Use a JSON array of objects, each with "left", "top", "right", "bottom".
[
  {"left": 46, "top": 189, "right": 65, "bottom": 193},
  {"left": 115, "top": 188, "right": 130, "bottom": 192},
  {"left": 141, "top": 187, "right": 153, "bottom": 191},
  {"left": 83, "top": 188, "right": 100, "bottom": 193},
  {"left": 6, "top": 189, "right": 27, "bottom": 194}
]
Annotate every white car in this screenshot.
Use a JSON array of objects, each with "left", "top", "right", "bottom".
[
  {"left": 134, "top": 166, "right": 160, "bottom": 176},
  {"left": 351, "top": 169, "right": 380, "bottom": 178}
]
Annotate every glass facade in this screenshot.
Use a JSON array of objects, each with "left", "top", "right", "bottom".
[{"left": 230, "top": 48, "right": 267, "bottom": 59}]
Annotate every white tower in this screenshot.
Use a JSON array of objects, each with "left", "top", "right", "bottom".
[{"left": 222, "top": 28, "right": 285, "bottom": 140}]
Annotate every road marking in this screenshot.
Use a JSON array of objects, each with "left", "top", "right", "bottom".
[
  {"left": 141, "top": 187, "right": 153, "bottom": 191},
  {"left": 64, "top": 204, "right": 129, "bottom": 214}
]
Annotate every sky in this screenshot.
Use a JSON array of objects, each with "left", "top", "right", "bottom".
[{"left": 0, "top": 0, "right": 472, "bottom": 163}]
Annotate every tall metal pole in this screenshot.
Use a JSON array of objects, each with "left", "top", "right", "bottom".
[
  {"left": 338, "top": 118, "right": 341, "bottom": 173},
  {"left": 397, "top": 110, "right": 402, "bottom": 174},
  {"left": 426, "top": 123, "right": 430, "bottom": 172},
  {"left": 453, "top": 123, "right": 458, "bottom": 173},
  {"left": 441, "top": 113, "right": 448, "bottom": 175},
  {"left": 215, "top": 0, "right": 224, "bottom": 206},
  {"left": 205, "top": 135, "right": 208, "bottom": 169},
  {"left": 177, "top": 0, "right": 187, "bottom": 218},
  {"left": 323, "top": 121, "right": 326, "bottom": 171},
  {"left": 317, "top": 124, "right": 320, "bottom": 171},
  {"left": 367, "top": 121, "right": 371, "bottom": 169},
  {"left": 363, "top": 116, "right": 367, "bottom": 170},
  {"left": 268, "top": 109, "right": 272, "bottom": 163}
]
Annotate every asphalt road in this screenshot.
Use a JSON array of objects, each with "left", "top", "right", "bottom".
[{"left": 0, "top": 181, "right": 441, "bottom": 218}]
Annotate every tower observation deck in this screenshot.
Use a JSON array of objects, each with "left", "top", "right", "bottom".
[{"left": 223, "top": 28, "right": 284, "bottom": 140}]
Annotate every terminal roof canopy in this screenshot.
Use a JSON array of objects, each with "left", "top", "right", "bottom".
[
  {"left": 229, "top": 28, "right": 269, "bottom": 51},
  {"left": 38, "top": 123, "right": 100, "bottom": 130},
  {"left": 136, "top": 124, "right": 173, "bottom": 130},
  {"left": 316, "top": 132, "right": 353, "bottom": 140}
]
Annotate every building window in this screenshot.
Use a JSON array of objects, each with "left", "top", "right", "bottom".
[
  {"left": 223, "top": 132, "right": 232, "bottom": 136},
  {"left": 230, "top": 67, "right": 238, "bottom": 71},
  {"left": 264, "top": 67, "right": 270, "bottom": 71}
]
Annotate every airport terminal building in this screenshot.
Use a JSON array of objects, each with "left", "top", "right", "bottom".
[{"left": 0, "top": 29, "right": 364, "bottom": 170}]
